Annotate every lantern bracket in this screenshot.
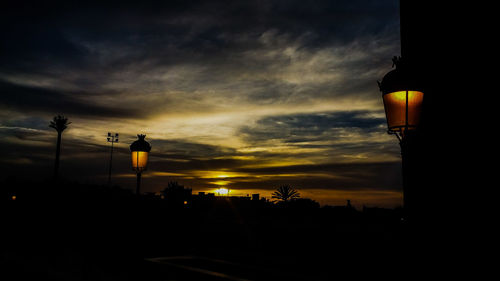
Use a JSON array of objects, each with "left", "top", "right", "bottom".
[{"left": 388, "top": 129, "right": 403, "bottom": 144}]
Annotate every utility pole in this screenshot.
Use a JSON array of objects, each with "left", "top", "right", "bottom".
[{"left": 107, "top": 132, "right": 119, "bottom": 185}]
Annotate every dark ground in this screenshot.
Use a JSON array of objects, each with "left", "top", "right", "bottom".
[{"left": 1, "top": 180, "right": 460, "bottom": 280}]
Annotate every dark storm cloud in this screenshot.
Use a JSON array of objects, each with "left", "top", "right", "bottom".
[
  {"left": 0, "top": 125, "right": 48, "bottom": 141},
  {"left": 234, "top": 161, "right": 401, "bottom": 190},
  {"left": 240, "top": 110, "right": 386, "bottom": 144},
  {"left": 0, "top": 80, "right": 137, "bottom": 118},
  {"left": 1, "top": 116, "right": 50, "bottom": 131},
  {"left": 1, "top": 0, "right": 399, "bottom": 120},
  {"left": 1, "top": 0, "right": 399, "bottom": 74},
  {"left": 151, "top": 139, "right": 237, "bottom": 160},
  {"left": 0, "top": 8, "right": 88, "bottom": 74}
]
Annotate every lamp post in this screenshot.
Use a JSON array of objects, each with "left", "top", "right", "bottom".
[
  {"left": 378, "top": 56, "right": 424, "bottom": 220},
  {"left": 107, "top": 132, "right": 119, "bottom": 185},
  {"left": 130, "top": 134, "right": 151, "bottom": 195}
]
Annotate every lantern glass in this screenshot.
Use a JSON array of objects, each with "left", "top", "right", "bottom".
[
  {"left": 383, "top": 90, "right": 423, "bottom": 133},
  {"left": 131, "top": 151, "right": 149, "bottom": 172}
]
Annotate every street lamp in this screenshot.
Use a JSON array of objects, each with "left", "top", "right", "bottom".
[
  {"left": 378, "top": 56, "right": 424, "bottom": 219},
  {"left": 130, "top": 134, "right": 151, "bottom": 195},
  {"left": 107, "top": 132, "right": 119, "bottom": 185},
  {"left": 378, "top": 56, "right": 424, "bottom": 141}
]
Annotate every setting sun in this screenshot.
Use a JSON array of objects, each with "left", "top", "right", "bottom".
[{"left": 214, "top": 188, "right": 230, "bottom": 195}]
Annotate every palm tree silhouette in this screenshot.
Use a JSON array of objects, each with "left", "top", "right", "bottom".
[
  {"left": 49, "top": 115, "right": 71, "bottom": 181},
  {"left": 272, "top": 185, "right": 300, "bottom": 202}
]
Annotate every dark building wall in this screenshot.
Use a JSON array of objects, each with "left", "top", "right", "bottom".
[{"left": 401, "top": 1, "right": 465, "bottom": 229}]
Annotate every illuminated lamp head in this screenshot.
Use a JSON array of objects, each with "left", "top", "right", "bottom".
[
  {"left": 130, "top": 134, "right": 151, "bottom": 173},
  {"left": 378, "top": 56, "right": 424, "bottom": 137}
]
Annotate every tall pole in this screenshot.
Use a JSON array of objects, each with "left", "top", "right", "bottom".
[
  {"left": 400, "top": 132, "right": 411, "bottom": 220},
  {"left": 107, "top": 133, "right": 119, "bottom": 186},
  {"left": 136, "top": 172, "right": 142, "bottom": 195},
  {"left": 54, "top": 131, "right": 61, "bottom": 181},
  {"left": 400, "top": 1, "right": 420, "bottom": 222},
  {"left": 399, "top": 0, "right": 409, "bottom": 220},
  {"left": 108, "top": 140, "right": 114, "bottom": 185}
]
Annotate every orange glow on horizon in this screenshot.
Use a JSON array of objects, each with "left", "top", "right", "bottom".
[
  {"left": 195, "top": 171, "right": 250, "bottom": 179},
  {"left": 211, "top": 180, "right": 232, "bottom": 186}
]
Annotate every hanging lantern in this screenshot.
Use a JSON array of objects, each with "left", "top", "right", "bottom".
[{"left": 378, "top": 56, "right": 424, "bottom": 137}]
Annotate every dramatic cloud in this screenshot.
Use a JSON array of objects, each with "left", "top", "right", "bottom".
[{"left": 0, "top": 0, "right": 402, "bottom": 207}]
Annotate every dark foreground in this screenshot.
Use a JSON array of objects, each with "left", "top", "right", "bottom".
[{"left": 2, "top": 181, "right": 454, "bottom": 280}]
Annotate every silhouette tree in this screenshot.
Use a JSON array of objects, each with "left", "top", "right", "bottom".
[
  {"left": 272, "top": 185, "right": 300, "bottom": 202},
  {"left": 161, "top": 181, "right": 192, "bottom": 206},
  {"left": 49, "top": 115, "right": 71, "bottom": 181}
]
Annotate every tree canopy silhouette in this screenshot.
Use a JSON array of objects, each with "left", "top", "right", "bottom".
[
  {"left": 49, "top": 115, "right": 71, "bottom": 181},
  {"left": 272, "top": 185, "right": 300, "bottom": 202}
]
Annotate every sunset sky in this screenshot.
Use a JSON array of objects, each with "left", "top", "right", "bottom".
[{"left": 0, "top": 0, "right": 403, "bottom": 207}]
